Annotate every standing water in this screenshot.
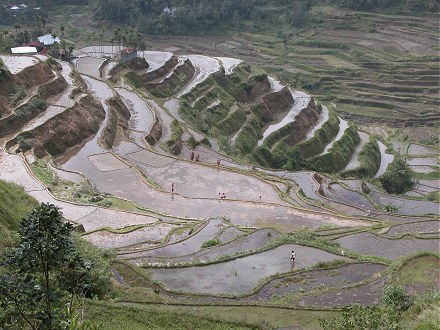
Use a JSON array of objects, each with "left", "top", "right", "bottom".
[
  {"left": 374, "top": 141, "right": 395, "bottom": 178},
  {"left": 59, "top": 75, "right": 113, "bottom": 174}
]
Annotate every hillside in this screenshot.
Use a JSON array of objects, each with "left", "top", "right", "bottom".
[
  {"left": 0, "top": 1, "right": 438, "bottom": 328},
  {"left": 0, "top": 180, "right": 38, "bottom": 254}
]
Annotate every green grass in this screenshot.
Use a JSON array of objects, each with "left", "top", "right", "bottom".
[
  {"left": 111, "top": 261, "right": 152, "bottom": 287},
  {"left": 426, "top": 191, "right": 440, "bottom": 202},
  {"left": 131, "top": 304, "right": 339, "bottom": 330},
  {"left": 31, "top": 160, "right": 59, "bottom": 186},
  {"left": 84, "top": 300, "right": 268, "bottom": 329},
  {"left": 0, "top": 180, "right": 38, "bottom": 255},
  {"left": 109, "top": 197, "right": 142, "bottom": 212},
  {"left": 397, "top": 255, "right": 440, "bottom": 292}
]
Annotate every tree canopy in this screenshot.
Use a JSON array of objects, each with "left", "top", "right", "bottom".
[{"left": 0, "top": 203, "right": 102, "bottom": 330}]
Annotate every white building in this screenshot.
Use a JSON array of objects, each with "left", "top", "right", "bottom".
[
  {"left": 11, "top": 46, "right": 38, "bottom": 54},
  {"left": 38, "top": 34, "right": 61, "bottom": 46}
]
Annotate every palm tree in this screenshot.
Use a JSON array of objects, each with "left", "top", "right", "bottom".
[
  {"left": 40, "top": 16, "right": 47, "bottom": 31},
  {"left": 60, "top": 25, "right": 65, "bottom": 37},
  {"left": 14, "top": 23, "right": 21, "bottom": 35},
  {"left": 100, "top": 27, "right": 104, "bottom": 53},
  {"left": 91, "top": 32, "right": 96, "bottom": 53},
  {"left": 114, "top": 26, "right": 122, "bottom": 52}
]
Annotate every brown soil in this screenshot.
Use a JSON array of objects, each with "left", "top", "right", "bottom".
[
  {"left": 283, "top": 101, "right": 321, "bottom": 146},
  {"left": 101, "top": 96, "right": 131, "bottom": 149},
  {"left": 0, "top": 62, "right": 55, "bottom": 116},
  {"left": 261, "top": 86, "right": 294, "bottom": 121},
  {"left": 129, "top": 58, "right": 149, "bottom": 71},
  {"left": 0, "top": 97, "right": 47, "bottom": 138},
  {"left": 38, "top": 76, "right": 68, "bottom": 100},
  {"left": 12, "top": 95, "right": 105, "bottom": 157},
  {"left": 144, "top": 117, "right": 162, "bottom": 145},
  {"left": 14, "top": 62, "right": 54, "bottom": 88}
]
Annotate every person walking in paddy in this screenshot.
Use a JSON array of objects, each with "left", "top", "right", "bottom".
[
  {"left": 171, "top": 182, "right": 175, "bottom": 193},
  {"left": 290, "top": 250, "right": 296, "bottom": 263}
]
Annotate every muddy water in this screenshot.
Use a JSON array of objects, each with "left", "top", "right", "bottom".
[
  {"left": 84, "top": 222, "right": 179, "bottom": 249},
  {"left": 146, "top": 99, "right": 173, "bottom": 141},
  {"left": 284, "top": 172, "right": 326, "bottom": 202},
  {"left": 74, "top": 45, "right": 118, "bottom": 57},
  {"left": 410, "top": 165, "right": 437, "bottom": 174},
  {"left": 123, "top": 149, "right": 282, "bottom": 203},
  {"left": 59, "top": 75, "right": 113, "bottom": 175},
  {"left": 130, "top": 228, "right": 278, "bottom": 265},
  {"left": 0, "top": 55, "right": 37, "bottom": 74},
  {"left": 370, "top": 190, "right": 439, "bottom": 215},
  {"left": 407, "top": 158, "right": 438, "bottom": 166},
  {"left": 374, "top": 141, "right": 394, "bottom": 178},
  {"left": 387, "top": 221, "right": 440, "bottom": 236},
  {"left": 337, "top": 232, "right": 439, "bottom": 259},
  {"left": 150, "top": 244, "right": 348, "bottom": 294},
  {"left": 408, "top": 143, "right": 439, "bottom": 156},
  {"left": 0, "top": 148, "right": 98, "bottom": 221},
  {"left": 76, "top": 56, "right": 105, "bottom": 78},
  {"left": 127, "top": 218, "right": 225, "bottom": 259},
  {"left": 47, "top": 163, "right": 85, "bottom": 184},
  {"left": 258, "top": 90, "right": 310, "bottom": 146},
  {"left": 329, "top": 183, "right": 375, "bottom": 210},
  {"left": 141, "top": 51, "right": 173, "bottom": 72},
  {"left": 214, "top": 57, "right": 242, "bottom": 75},
  {"left": 343, "top": 131, "right": 370, "bottom": 171},
  {"left": 268, "top": 76, "right": 283, "bottom": 92},
  {"left": 320, "top": 118, "right": 349, "bottom": 155},
  {"left": 250, "top": 263, "right": 386, "bottom": 301},
  {"left": 115, "top": 87, "right": 154, "bottom": 132},
  {"left": 177, "top": 55, "right": 220, "bottom": 97}
]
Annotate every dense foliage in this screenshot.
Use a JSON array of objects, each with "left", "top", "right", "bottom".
[
  {"left": 86, "top": 0, "right": 439, "bottom": 35},
  {"left": 379, "top": 158, "right": 414, "bottom": 194},
  {"left": 0, "top": 203, "right": 109, "bottom": 329}
]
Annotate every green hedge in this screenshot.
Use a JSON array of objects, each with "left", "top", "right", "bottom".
[
  {"left": 234, "top": 114, "right": 261, "bottom": 154},
  {"left": 298, "top": 108, "right": 340, "bottom": 159},
  {"left": 342, "top": 135, "right": 381, "bottom": 178},
  {"left": 308, "top": 123, "right": 360, "bottom": 173},
  {"left": 213, "top": 107, "right": 247, "bottom": 136}
]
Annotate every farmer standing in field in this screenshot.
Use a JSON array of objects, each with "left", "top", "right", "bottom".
[{"left": 290, "top": 250, "right": 296, "bottom": 263}]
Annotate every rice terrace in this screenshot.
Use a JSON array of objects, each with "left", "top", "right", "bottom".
[{"left": 0, "top": 0, "right": 439, "bottom": 329}]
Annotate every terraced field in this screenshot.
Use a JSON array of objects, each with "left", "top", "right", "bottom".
[{"left": 0, "top": 39, "right": 438, "bottom": 328}]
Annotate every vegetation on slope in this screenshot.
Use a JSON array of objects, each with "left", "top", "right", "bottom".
[
  {"left": 308, "top": 123, "right": 360, "bottom": 173},
  {"left": 379, "top": 158, "right": 414, "bottom": 194},
  {"left": 88, "top": 0, "right": 439, "bottom": 35},
  {"left": 0, "top": 180, "right": 38, "bottom": 255},
  {"left": 343, "top": 135, "right": 381, "bottom": 178}
]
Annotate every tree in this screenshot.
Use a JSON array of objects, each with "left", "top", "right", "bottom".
[
  {"left": 0, "top": 203, "right": 94, "bottom": 330},
  {"left": 379, "top": 158, "right": 414, "bottom": 194}
]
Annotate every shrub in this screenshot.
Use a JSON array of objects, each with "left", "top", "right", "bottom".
[
  {"left": 379, "top": 158, "right": 414, "bottom": 194},
  {"left": 201, "top": 237, "right": 220, "bottom": 249}
]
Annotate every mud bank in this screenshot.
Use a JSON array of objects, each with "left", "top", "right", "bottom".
[
  {"left": 100, "top": 96, "right": 131, "bottom": 149},
  {"left": 10, "top": 95, "right": 105, "bottom": 157}
]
